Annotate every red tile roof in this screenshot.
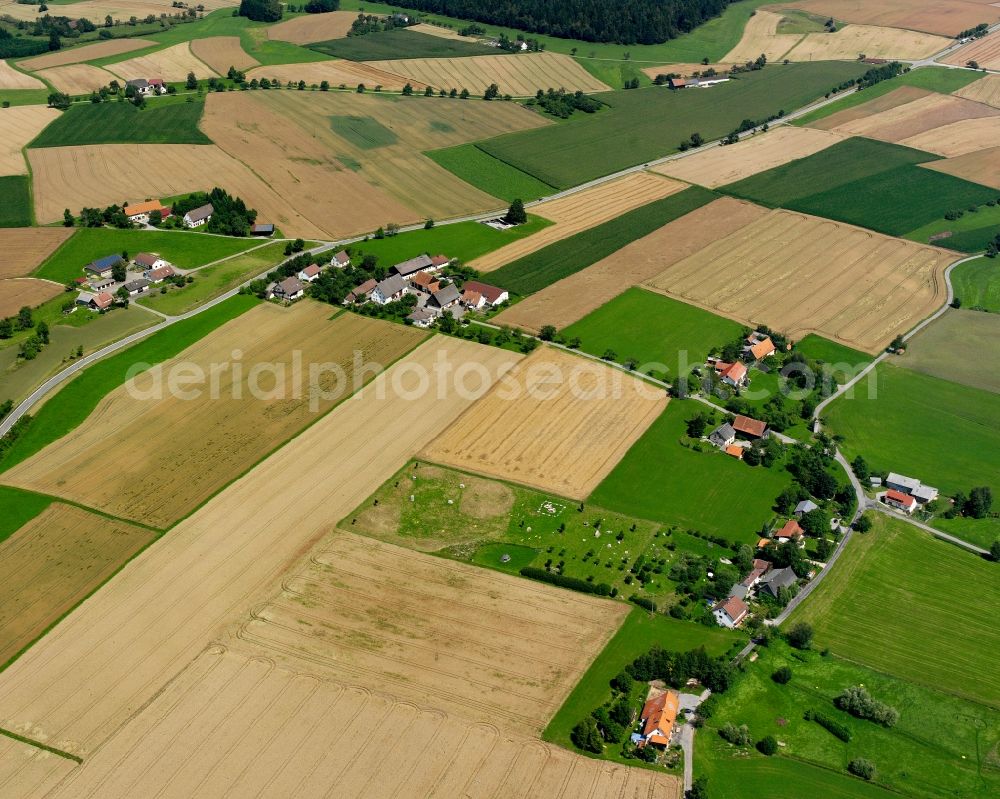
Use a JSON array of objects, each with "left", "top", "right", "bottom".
[
  {"left": 885, "top": 489, "right": 916, "bottom": 508},
  {"left": 732, "top": 414, "right": 767, "bottom": 437},
  {"left": 725, "top": 444, "right": 744, "bottom": 459},
  {"left": 718, "top": 361, "right": 747, "bottom": 383},
  {"left": 715, "top": 596, "right": 748, "bottom": 624},
  {"left": 777, "top": 519, "right": 804, "bottom": 539},
  {"left": 462, "top": 280, "right": 506, "bottom": 304},
  {"left": 641, "top": 691, "right": 679, "bottom": 744},
  {"left": 748, "top": 337, "right": 775, "bottom": 360}
]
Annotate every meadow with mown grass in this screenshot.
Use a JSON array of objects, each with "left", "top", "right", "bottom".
[
  {"left": 952, "top": 256, "right": 1000, "bottom": 312},
  {"left": 29, "top": 99, "right": 211, "bottom": 148},
  {"left": 426, "top": 144, "right": 556, "bottom": 202}
]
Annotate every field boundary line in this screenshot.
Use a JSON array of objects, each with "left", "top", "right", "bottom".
[{"left": 0, "top": 727, "right": 82, "bottom": 763}]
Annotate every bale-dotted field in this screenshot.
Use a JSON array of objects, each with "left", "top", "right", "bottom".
[
  {"left": 945, "top": 29, "right": 1000, "bottom": 69},
  {"left": 189, "top": 36, "right": 258, "bottom": 74},
  {"left": 921, "top": 145, "right": 1000, "bottom": 190},
  {"left": 0, "top": 337, "right": 521, "bottom": 755},
  {"left": 5, "top": 305, "right": 426, "bottom": 527},
  {"left": 651, "top": 126, "right": 845, "bottom": 188},
  {"left": 495, "top": 197, "right": 767, "bottom": 333},
  {"left": 472, "top": 172, "right": 685, "bottom": 271},
  {"left": 0, "top": 106, "right": 58, "bottom": 174},
  {"left": 0, "top": 227, "right": 73, "bottom": 278},
  {"left": 900, "top": 116, "right": 1000, "bottom": 157},
  {"left": 0, "top": 503, "right": 156, "bottom": 666},
  {"left": 44, "top": 646, "right": 679, "bottom": 799},
  {"left": 246, "top": 59, "right": 418, "bottom": 91},
  {"left": 17, "top": 38, "right": 154, "bottom": 71},
  {"left": 28, "top": 143, "right": 327, "bottom": 237},
  {"left": 780, "top": 0, "right": 1000, "bottom": 37},
  {"left": 723, "top": 11, "right": 804, "bottom": 62},
  {"left": 0, "top": 278, "right": 62, "bottom": 317},
  {"left": 33, "top": 63, "right": 119, "bottom": 96},
  {"left": 643, "top": 209, "right": 955, "bottom": 353},
  {"left": 0, "top": 59, "right": 42, "bottom": 89},
  {"left": 265, "top": 9, "right": 357, "bottom": 43},
  {"left": 362, "top": 51, "right": 610, "bottom": 96},
  {"left": 821, "top": 92, "right": 1000, "bottom": 142},
  {"left": 107, "top": 42, "right": 217, "bottom": 83},
  {"left": 783, "top": 24, "right": 950, "bottom": 61},
  {"left": 809, "top": 85, "right": 933, "bottom": 130},
  {"left": 423, "top": 347, "right": 666, "bottom": 499},
  {"left": 954, "top": 74, "right": 1000, "bottom": 109},
  {"left": 0, "top": 735, "right": 76, "bottom": 799}
]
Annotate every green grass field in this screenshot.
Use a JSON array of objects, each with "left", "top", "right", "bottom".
[
  {"left": 30, "top": 99, "right": 210, "bottom": 148},
  {"left": 490, "top": 186, "right": 716, "bottom": 295},
  {"left": 789, "top": 514, "right": 1000, "bottom": 710},
  {"left": 329, "top": 115, "right": 399, "bottom": 149},
  {"left": 589, "top": 402, "right": 790, "bottom": 544},
  {"left": 795, "top": 334, "right": 870, "bottom": 369},
  {"left": 700, "top": 640, "right": 1000, "bottom": 799},
  {"left": 309, "top": 27, "right": 499, "bottom": 60},
  {"left": 0, "top": 175, "right": 32, "bottom": 227},
  {"left": 426, "top": 143, "right": 556, "bottom": 202},
  {"left": 35, "top": 228, "right": 262, "bottom": 284},
  {"left": 562, "top": 287, "right": 743, "bottom": 376},
  {"left": 0, "top": 294, "right": 258, "bottom": 472},
  {"left": 793, "top": 67, "right": 987, "bottom": 126},
  {"left": 0, "top": 486, "right": 54, "bottom": 546},
  {"left": 545, "top": 607, "right": 741, "bottom": 748},
  {"left": 723, "top": 137, "right": 996, "bottom": 236},
  {"left": 951, "top": 256, "right": 1000, "bottom": 312},
  {"left": 905, "top": 203, "right": 1000, "bottom": 252},
  {"left": 476, "top": 62, "right": 869, "bottom": 188},
  {"left": 902, "top": 309, "right": 1000, "bottom": 394},
  {"left": 0, "top": 89, "right": 51, "bottom": 108}
]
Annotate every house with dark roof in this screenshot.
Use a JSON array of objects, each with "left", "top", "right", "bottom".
[
  {"left": 251, "top": 223, "right": 274, "bottom": 237},
  {"left": 123, "top": 278, "right": 151, "bottom": 296},
  {"left": 709, "top": 422, "right": 736, "bottom": 448},
  {"left": 183, "top": 203, "right": 213, "bottom": 228},
  {"left": 428, "top": 283, "right": 461, "bottom": 311},
  {"left": 372, "top": 275, "right": 408, "bottom": 305},
  {"left": 461, "top": 280, "right": 508, "bottom": 307},
  {"left": 270, "top": 276, "right": 304, "bottom": 301},
  {"left": 407, "top": 308, "right": 436, "bottom": 328},
  {"left": 759, "top": 567, "right": 797, "bottom": 599},
  {"left": 126, "top": 78, "right": 152, "bottom": 96},
  {"left": 345, "top": 278, "right": 377, "bottom": 304},
  {"left": 390, "top": 254, "right": 435, "bottom": 278}
]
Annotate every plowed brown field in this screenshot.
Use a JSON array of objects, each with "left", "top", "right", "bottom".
[
  {"left": 107, "top": 42, "right": 217, "bottom": 82},
  {"left": 472, "top": 172, "right": 686, "bottom": 271},
  {"left": 246, "top": 60, "right": 417, "bottom": 91},
  {"left": 652, "top": 126, "right": 845, "bottom": 188},
  {"left": 900, "top": 116, "right": 1000, "bottom": 156},
  {"left": 783, "top": 24, "right": 950, "bottom": 60},
  {"left": 809, "top": 85, "right": 933, "bottom": 130},
  {"left": 33, "top": 63, "right": 118, "bottom": 96},
  {"left": 0, "top": 503, "right": 156, "bottom": 666},
  {"left": 643, "top": 208, "right": 955, "bottom": 353},
  {"left": 820, "top": 92, "right": 1000, "bottom": 142},
  {"left": 363, "top": 51, "right": 610, "bottom": 96},
  {"left": 189, "top": 36, "right": 258, "bottom": 74},
  {"left": 265, "top": 10, "right": 357, "bottom": 43},
  {"left": 0, "top": 59, "right": 42, "bottom": 89},
  {"left": 0, "top": 105, "right": 59, "bottom": 175},
  {"left": 0, "top": 337, "right": 521, "bottom": 755},
  {"left": 495, "top": 197, "right": 768, "bottom": 333},
  {"left": 0, "top": 278, "right": 62, "bottom": 317},
  {"left": 921, "top": 145, "right": 1000, "bottom": 189},
  {"left": 954, "top": 74, "right": 1000, "bottom": 109},
  {"left": 778, "top": 0, "right": 1000, "bottom": 37},
  {"left": 423, "top": 347, "right": 666, "bottom": 499},
  {"left": 5, "top": 304, "right": 426, "bottom": 527},
  {"left": 43, "top": 646, "right": 679, "bottom": 799},
  {"left": 945, "top": 29, "right": 1000, "bottom": 69},
  {"left": 0, "top": 227, "right": 73, "bottom": 278},
  {"left": 18, "top": 38, "right": 154, "bottom": 70},
  {"left": 724, "top": 10, "right": 804, "bottom": 62}
]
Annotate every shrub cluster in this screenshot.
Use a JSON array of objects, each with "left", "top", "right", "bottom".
[
  {"left": 834, "top": 686, "right": 899, "bottom": 727},
  {"left": 804, "top": 709, "right": 852, "bottom": 742},
  {"left": 519, "top": 567, "right": 612, "bottom": 596}
]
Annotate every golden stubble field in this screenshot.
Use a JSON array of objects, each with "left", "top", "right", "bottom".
[
  {"left": 17, "top": 38, "right": 154, "bottom": 71},
  {"left": 643, "top": 208, "right": 955, "bottom": 353},
  {"left": 809, "top": 85, "right": 931, "bottom": 130},
  {"left": 189, "top": 36, "right": 259, "bottom": 74},
  {"left": 423, "top": 347, "right": 667, "bottom": 499},
  {"left": 0, "top": 0, "right": 236, "bottom": 22},
  {"left": 723, "top": 10, "right": 804, "bottom": 62},
  {"left": 106, "top": 42, "right": 217, "bottom": 82},
  {"left": 955, "top": 74, "right": 1000, "bottom": 109},
  {"left": 265, "top": 9, "right": 357, "bottom": 43},
  {"left": 247, "top": 59, "right": 420, "bottom": 91},
  {"left": 0, "top": 227, "right": 73, "bottom": 278},
  {"left": 0, "top": 59, "right": 43, "bottom": 89},
  {"left": 900, "top": 116, "right": 1000, "bottom": 157},
  {"left": 3, "top": 304, "right": 428, "bottom": 527},
  {"left": 777, "top": 0, "right": 1000, "bottom": 37},
  {"left": 0, "top": 278, "right": 62, "bottom": 317},
  {"left": 921, "top": 145, "right": 1000, "bottom": 190},
  {"left": 0, "top": 503, "right": 156, "bottom": 666},
  {"left": 0, "top": 337, "right": 523, "bottom": 756},
  {"left": 473, "top": 172, "right": 686, "bottom": 271},
  {"left": 0, "top": 734, "right": 75, "bottom": 798},
  {"left": 32, "top": 64, "right": 119, "bottom": 96},
  {"left": 495, "top": 197, "right": 768, "bottom": 333},
  {"left": 783, "top": 24, "right": 949, "bottom": 61},
  {"left": 946, "top": 30, "right": 1000, "bottom": 69},
  {"left": 0, "top": 105, "right": 60, "bottom": 175}
]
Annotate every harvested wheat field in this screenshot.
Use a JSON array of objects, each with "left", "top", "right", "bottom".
[
  {"left": 0, "top": 735, "right": 76, "bottom": 799},
  {"left": 107, "top": 42, "right": 217, "bottom": 83},
  {"left": 723, "top": 10, "right": 805, "bottom": 62},
  {"left": 955, "top": 74, "right": 1000, "bottom": 109},
  {"left": 247, "top": 59, "right": 416, "bottom": 91},
  {"left": 783, "top": 24, "right": 950, "bottom": 61},
  {"left": 0, "top": 0, "right": 236, "bottom": 23},
  {"left": 495, "top": 197, "right": 768, "bottom": 333},
  {"left": 921, "top": 145, "right": 1000, "bottom": 190},
  {"left": 265, "top": 9, "right": 357, "bottom": 43},
  {"left": 44, "top": 646, "right": 679, "bottom": 799},
  {"left": 204, "top": 91, "right": 548, "bottom": 235},
  {"left": 900, "top": 116, "right": 1000, "bottom": 157},
  {"left": 189, "top": 36, "right": 258, "bottom": 74},
  {"left": 945, "top": 29, "right": 1000, "bottom": 69},
  {"left": 820, "top": 91, "right": 1000, "bottom": 142},
  {"left": 0, "top": 59, "right": 42, "bottom": 90},
  {"left": 29, "top": 143, "right": 327, "bottom": 237},
  {"left": 0, "top": 337, "right": 520, "bottom": 755},
  {"left": 0, "top": 278, "right": 62, "bottom": 317},
  {"left": 643, "top": 208, "right": 955, "bottom": 353},
  {"left": 809, "top": 85, "right": 933, "bottom": 130},
  {"left": 0, "top": 227, "right": 73, "bottom": 278},
  {"left": 779, "top": 0, "right": 1000, "bottom": 37},
  {"left": 424, "top": 347, "right": 666, "bottom": 499},
  {"left": 640, "top": 62, "right": 735, "bottom": 79},
  {"left": 33, "top": 63, "right": 119, "bottom": 96},
  {"left": 472, "top": 172, "right": 686, "bottom": 271},
  {"left": 0, "top": 503, "right": 156, "bottom": 666},
  {"left": 17, "top": 38, "right": 154, "bottom": 71},
  {"left": 362, "top": 51, "right": 610, "bottom": 96},
  {"left": 0, "top": 106, "right": 58, "bottom": 174},
  {"left": 652, "top": 126, "right": 845, "bottom": 188},
  {"left": 5, "top": 305, "right": 426, "bottom": 527},
  {"left": 408, "top": 22, "right": 474, "bottom": 41}
]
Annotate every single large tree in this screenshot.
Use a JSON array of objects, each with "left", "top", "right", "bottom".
[{"left": 505, "top": 198, "right": 527, "bottom": 225}]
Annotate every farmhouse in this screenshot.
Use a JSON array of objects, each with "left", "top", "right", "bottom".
[
  {"left": 147, "top": 78, "right": 167, "bottom": 94},
  {"left": 883, "top": 488, "right": 917, "bottom": 514},
  {"left": 886, "top": 472, "right": 938, "bottom": 503},
  {"left": 462, "top": 280, "right": 508, "bottom": 307},
  {"left": 794, "top": 499, "right": 818, "bottom": 516},
  {"left": 430, "top": 254, "right": 451, "bottom": 269},
  {"left": 410, "top": 271, "right": 441, "bottom": 293},
  {"left": 714, "top": 360, "right": 748, "bottom": 388},
  {"left": 269, "top": 276, "right": 304, "bottom": 301},
  {"left": 669, "top": 74, "right": 730, "bottom": 88},
  {"left": 75, "top": 291, "right": 95, "bottom": 308},
  {"left": 123, "top": 278, "right": 151, "bottom": 296},
  {"left": 428, "top": 283, "right": 461, "bottom": 311},
  {"left": 79, "top": 290, "right": 114, "bottom": 310},
  {"left": 331, "top": 250, "right": 350, "bottom": 267},
  {"left": 183, "top": 203, "right": 214, "bottom": 228},
  {"left": 84, "top": 254, "right": 122, "bottom": 278},
  {"left": 461, "top": 289, "right": 485, "bottom": 310},
  {"left": 775, "top": 518, "right": 804, "bottom": 546},
  {"left": 709, "top": 422, "right": 736, "bottom": 448},
  {"left": 133, "top": 252, "right": 167, "bottom": 270},
  {"left": 125, "top": 78, "right": 152, "bottom": 96},
  {"left": 407, "top": 308, "right": 436, "bottom": 328},
  {"left": 250, "top": 223, "right": 274, "bottom": 237},
  {"left": 390, "top": 254, "right": 436, "bottom": 279},
  {"left": 759, "top": 566, "right": 797, "bottom": 599},
  {"left": 124, "top": 200, "right": 168, "bottom": 225},
  {"left": 732, "top": 414, "right": 768, "bottom": 439},
  {"left": 145, "top": 265, "right": 176, "bottom": 283},
  {"left": 371, "top": 275, "right": 408, "bottom": 305},
  {"left": 744, "top": 332, "right": 776, "bottom": 361},
  {"left": 638, "top": 690, "right": 679, "bottom": 748},
  {"left": 346, "top": 278, "right": 377, "bottom": 304},
  {"left": 713, "top": 595, "right": 748, "bottom": 628},
  {"left": 297, "top": 264, "right": 321, "bottom": 283}
]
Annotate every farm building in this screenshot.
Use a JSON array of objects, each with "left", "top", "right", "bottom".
[
  {"left": 638, "top": 690, "right": 679, "bottom": 747},
  {"left": 270, "top": 276, "right": 304, "bottom": 301},
  {"left": 133, "top": 252, "right": 168, "bottom": 270},
  {"left": 331, "top": 250, "right": 350, "bottom": 267},
  {"left": 345, "top": 278, "right": 377, "bottom": 304},
  {"left": 251, "top": 223, "right": 274, "bottom": 237},
  {"left": 183, "top": 203, "right": 214, "bottom": 228},
  {"left": 78, "top": 290, "right": 114, "bottom": 310},
  {"left": 298, "top": 264, "right": 321, "bottom": 283},
  {"left": 123, "top": 278, "right": 151, "bottom": 296},
  {"left": 125, "top": 78, "right": 152, "bottom": 96},
  {"left": 145, "top": 265, "right": 176, "bottom": 283},
  {"left": 794, "top": 499, "right": 818, "bottom": 516},
  {"left": 714, "top": 360, "right": 748, "bottom": 388},
  {"left": 461, "top": 289, "right": 485, "bottom": 310},
  {"left": 744, "top": 333, "right": 776, "bottom": 361},
  {"left": 886, "top": 472, "right": 938, "bottom": 503},
  {"left": 462, "top": 280, "right": 508, "bottom": 307},
  {"left": 732, "top": 414, "right": 768, "bottom": 439},
  {"left": 148, "top": 78, "right": 167, "bottom": 94},
  {"left": 428, "top": 283, "right": 461, "bottom": 311},
  {"left": 883, "top": 489, "right": 917, "bottom": 514},
  {"left": 372, "top": 275, "right": 408, "bottom": 305},
  {"left": 124, "top": 200, "right": 168, "bottom": 224},
  {"left": 724, "top": 444, "right": 744, "bottom": 459},
  {"left": 84, "top": 254, "right": 123, "bottom": 278},
  {"left": 407, "top": 308, "right": 436, "bottom": 328},
  {"left": 712, "top": 595, "right": 748, "bottom": 628},
  {"left": 669, "top": 74, "right": 730, "bottom": 89},
  {"left": 390, "top": 254, "right": 436, "bottom": 279},
  {"left": 411, "top": 271, "right": 441, "bottom": 293},
  {"left": 709, "top": 422, "right": 736, "bottom": 448},
  {"left": 759, "top": 567, "right": 797, "bottom": 599},
  {"left": 775, "top": 519, "right": 804, "bottom": 545}
]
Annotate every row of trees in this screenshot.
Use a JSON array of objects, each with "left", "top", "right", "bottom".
[{"left": 237, "top": 0, "right": 336, "bottom": 22}]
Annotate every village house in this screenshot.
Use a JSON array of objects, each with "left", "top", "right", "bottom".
[
  {"left": 250, "top": 223, "right": 274, "bottom": 237},
  {"left": 712, "top": 595, "right": 748, "bottom": 628},
  {"left": 145, "top": 264, "right": 176, "bottom": 283},
  {"left": 77, "top": 290, "right": 114, "bottom": 310},
  {"left": 461, "top": 280, "right": 508, "bottom": 307},
  {"left": 732, "top": 414, "right": 768, "bottom": 440},
  {"left": 133, "top": 252, "right": 168, "bottom": 271},
  {"left": 406, "top": 308, "right": 436, "bottom": 328},
  {"left": 84, "top": 254, "right": 123, "bottom": 279},
  {"left": 775, "top": 519, "right": 805, "bottom": 546},
  {"left": 711, "top": 359, "right": 748, "bottom": 388},
  {"left": 345, "top": 278, "right": 377, "bottom": 304},
  {"left": 147, "top": 78, "right": 167, "bottom": 95},
  {"left": 759, "top": 567, "right": 797, "bottom": 599},
  {"left": 794, "top": 499, "right": 818, "bottom": 516},
  {"left": 124, "top": 200, "right": 168, "bottom": 225},
  {"left": 430, "top": 254, "right": 451, "bottom": 269},
  {"left": 331, "top": 250, "right": 350, "bottom": 268},
  {"left": 461, "top": 289, "right": 485, "bottom": 310},
  {"left": 183, "top": 203, "right": 214, "bottom": 228},
  {"left": 636, "top": 690, "right": 679, "bottom": 748},
  {"left": 126, "top": 78, "right": 152, "bottom": 96},
  {"left": 883, "top": 488, "right": 917, "bottom": 515},
  {"left": 730, "top": 558, "right": 772, "bottom": 600},
  {"left": 297, "top": 264, "right": 322, "bottom": 283},
  {"left": 709, "top": 422, "right": 736, "bottom": 449},
  {"left": 886, "top": 472, "right": 938, "bottom": 504},
  {"left": 371, "top": 275, "right": 408, "bottom": 305},
  {"left": 269, "top": 276, "right": 304, "bottom": 302},
  {"left": 123, "top": 278, "right": 151, "bottom": 296},
  {"left": 743, "top": 332, "right": 776, "bottom": 361},
  {"left": 428, "top": 283, "right": 461, "bottom": 312}
]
